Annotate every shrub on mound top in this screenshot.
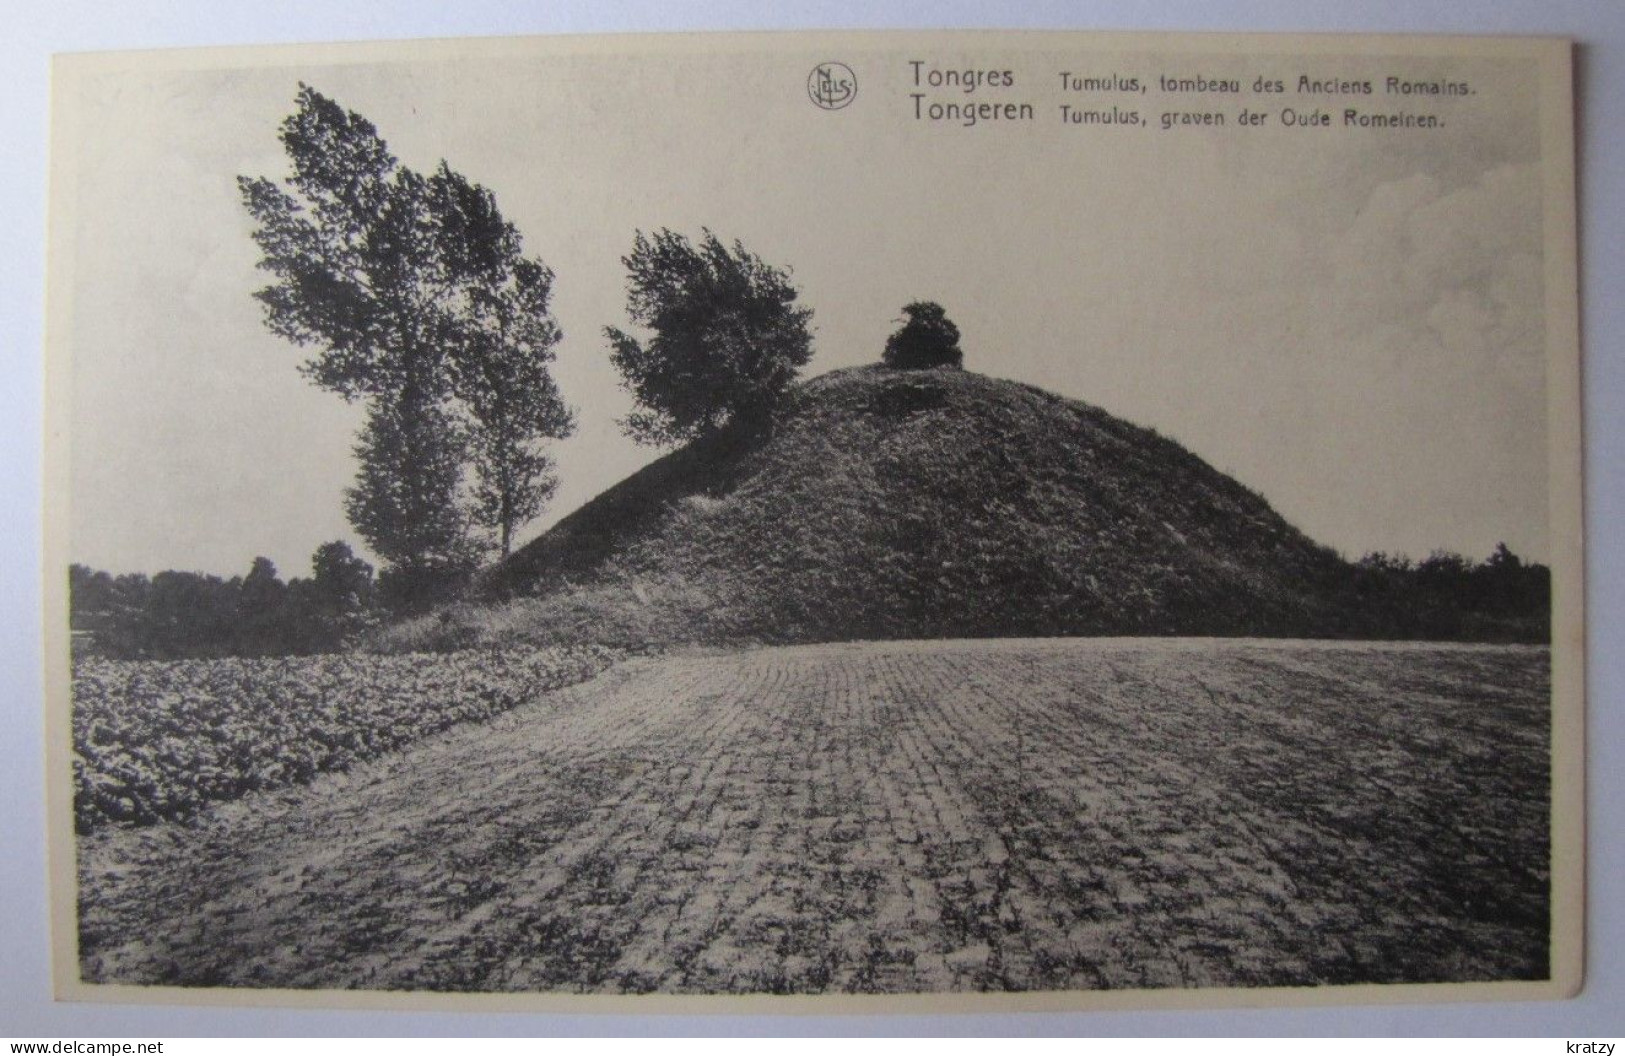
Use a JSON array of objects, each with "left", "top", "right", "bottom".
[{"left": 882, "top": 301, "right": 964, "bottom": 370}]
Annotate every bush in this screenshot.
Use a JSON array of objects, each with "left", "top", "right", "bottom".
[{"left": 883, "top": 301, "right": 963, "bottom": 370}]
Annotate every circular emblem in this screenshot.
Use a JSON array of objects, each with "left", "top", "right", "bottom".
[{"left": 808, "top": 62, "right": 857, "bottom": 110}]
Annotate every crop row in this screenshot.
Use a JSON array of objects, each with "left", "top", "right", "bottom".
[{"left": 71, "top": 645, "right": 621, "bottom": 833}]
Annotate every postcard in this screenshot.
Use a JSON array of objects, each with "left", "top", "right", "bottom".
[{"left": 45, "top": 30, "right": 1582, "bottom": 1011}]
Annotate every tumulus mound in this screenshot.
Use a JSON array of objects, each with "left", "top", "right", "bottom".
[{"left": 443, "top": 366, "right": 1390, "bottom": 648}]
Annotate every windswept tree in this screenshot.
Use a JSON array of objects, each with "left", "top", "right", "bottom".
[
  {"left": 239, "top": 87, "right": 438, "bottom": 404},
  {"left": 605, "top": 228, "right": 814, "bottom": 446},
  {"left": 239, "top": 85, "right": 574, "bottom": 589},
  {"left": 430, "top": 167, "right": 575, "bottom": 556},
  {"left": 883, "top": 301, "right": 964, "bottom": 370}
]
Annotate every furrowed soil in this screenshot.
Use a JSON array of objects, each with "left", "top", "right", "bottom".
[{"left": 77, "top": 638, "right": 1550, "bottom": 994}]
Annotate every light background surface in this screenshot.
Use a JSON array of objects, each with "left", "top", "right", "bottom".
[
  {"left": 4, "top": 0, "right": 1622, "bottom": 1037},
  {"left": 59, "top": 36, "right": 1554, "bottom": 579}
]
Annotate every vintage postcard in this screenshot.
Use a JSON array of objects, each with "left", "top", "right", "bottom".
[{"left": 44, "top": 30, "right": 1582, "bottom": 1012}]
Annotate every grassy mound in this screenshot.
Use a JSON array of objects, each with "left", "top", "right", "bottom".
[
  {"left": 385, "top": 366, "right": 1541, "bottom": 650},
  {"left": 403, "top": 367, "right": 1340, "bottom": 648}
]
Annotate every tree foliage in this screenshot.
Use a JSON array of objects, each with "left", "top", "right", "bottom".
[
  {"left": 343, "top": 398, "right": 477, "bottom": 608},
  {"left": 239, "top": 85, "right": 574, "bottom": 577},
  {"left": 238, "top": 88, "right": 430, "bottom": 402},
  {"left": 311, "top": 540, "right": 376, "bottom": 611},
  {"left": 605, "top": 228, "right": 814, "bottom": 446},
  {"left": 308, "top": 541, "right": 378, "bottom": 644},
  {"left": 883, "top": 301, "right": 964, "bottom": 370}
]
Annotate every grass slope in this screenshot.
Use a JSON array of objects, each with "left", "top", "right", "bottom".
[
  {"left": 398, "top": 366, "right": 1530, "bottom": 651},
  {"left": 439, "top": 367, "right": 1352, "bottom": 649}
]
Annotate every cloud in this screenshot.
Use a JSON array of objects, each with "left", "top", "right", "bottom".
[{"left": 1330, "top": 163, "right": 1543, "bottom": 368}]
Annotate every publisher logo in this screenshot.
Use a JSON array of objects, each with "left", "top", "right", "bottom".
[{"left": 808, "top": 62, "right": 857, "bottom": 110}]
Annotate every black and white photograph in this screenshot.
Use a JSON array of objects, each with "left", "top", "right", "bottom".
[{"left": 43, "top": 30, "right": 1582, "bottom": 1010}]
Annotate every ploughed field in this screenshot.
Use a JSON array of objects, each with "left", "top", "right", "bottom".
[{"left": 77, "top": 638, "right": 1550, "bottom": 994}]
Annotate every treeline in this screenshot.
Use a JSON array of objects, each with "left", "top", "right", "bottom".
[
  {"left": 1350, "top": 543, "right": 1551, "bottom": 642},
  {"left": 70, "top": 542, "right": 376, "bottom": 660}
]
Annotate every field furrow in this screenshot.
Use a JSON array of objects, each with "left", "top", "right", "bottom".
[{"left": 77, "top": 638, "right": 1550, "bottom": 994}]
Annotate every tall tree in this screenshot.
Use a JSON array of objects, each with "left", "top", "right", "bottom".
[
  {"left": 605, "top": 228, "right": 814, "bottom": 446},
  {"left": 432, "top": 169, "right": 575, "bottom": 557},
  {"left": 239, "top": 85, "right": 574, "bottom": 579}
]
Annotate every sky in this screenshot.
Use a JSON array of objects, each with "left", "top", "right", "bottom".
[{"left": 54, "top": 34, "right": 1563, "bottom": 579}]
